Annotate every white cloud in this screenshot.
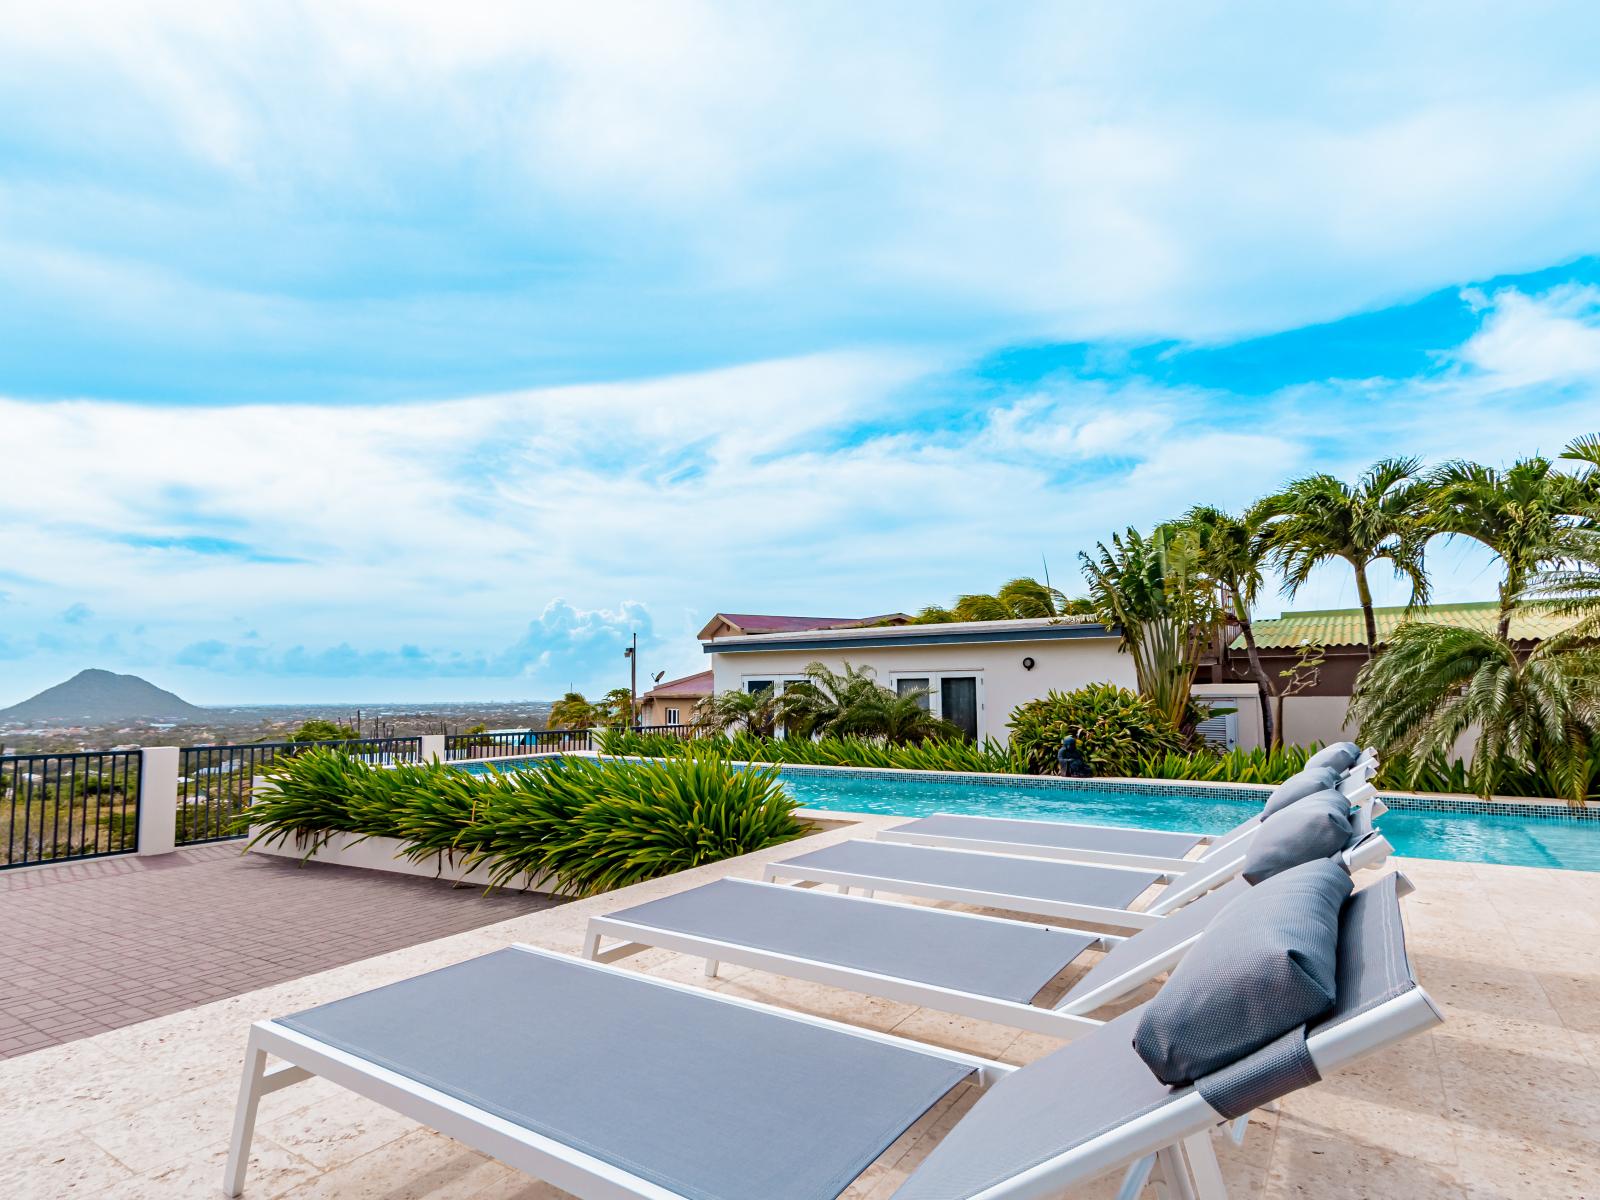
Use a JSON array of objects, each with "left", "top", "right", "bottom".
[{"left": 1453, "top": 284, "right": 1600, "bottom": 390}]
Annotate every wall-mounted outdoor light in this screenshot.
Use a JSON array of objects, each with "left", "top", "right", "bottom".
[{"left": 1021, "top": 656, "right": 1036, "bottom": 670}]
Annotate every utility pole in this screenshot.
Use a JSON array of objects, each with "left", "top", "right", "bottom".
[{"left": 624, "top": 632, "right": 638, "bottom": 729}]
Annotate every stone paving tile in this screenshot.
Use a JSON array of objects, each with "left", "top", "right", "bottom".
[{"left": 0, "top": 845, "right": 563, "bottom": 1059}]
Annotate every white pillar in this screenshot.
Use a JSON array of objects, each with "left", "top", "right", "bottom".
[
  {"left": 418, "top": 734, "right": 446, "bottom": 763},
  {"left": 137, "top": 746, "right": 180, "bottom": 856}
]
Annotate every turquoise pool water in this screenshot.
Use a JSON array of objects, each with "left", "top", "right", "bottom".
[
  {"left": 457, "top": 758, "right": 1600, "bottom": 872},
  {"left": 777, "top": 768, "right": 1600, "bottom": 873}
]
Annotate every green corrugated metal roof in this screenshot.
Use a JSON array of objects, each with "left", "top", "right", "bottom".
[{"left": 1236, "top": 601, "right": 1578, "bottom": 650}]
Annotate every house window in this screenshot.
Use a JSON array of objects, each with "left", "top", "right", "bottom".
[
  {"left": 745, "top": 679, "right": 775, "bottom": 694},
  {"left": 664, "top": 707, "right": 681, "bottom": 726},
  {"left": 890, "top": 672, "right": 983, "bottom": 740},
  {"left": 939, "top": 677, "right": 979, "bottom": 741},
  {"left": 896, "top": 677, "right": 932, "bottom": 710}
]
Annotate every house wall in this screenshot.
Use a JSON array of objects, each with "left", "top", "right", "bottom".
[{"left": 707, "top": 635, "right": 1135, "bottom": 743}]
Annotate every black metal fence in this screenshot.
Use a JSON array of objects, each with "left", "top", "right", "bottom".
[
  {"left": 443, "top": 729, "right": 593, "bottom": 760},
  {"left": 629, "top": 723, "right": 704, "bottom": 741},
  {"left": 2, "top": 751, "right": 141, "bottom": 869},
  {"left": 177, "top": 737, "right": 422, "bottom": 845}
]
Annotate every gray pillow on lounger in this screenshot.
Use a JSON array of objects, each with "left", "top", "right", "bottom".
[
  {"left": 1132, "top": 857, "right": 1350, "bottom": 1085},
  {"left": 1261, "top": 766, "right": 1343, "bottom": 818},
  {"left": 1243, "top": 792, "right": 1352, "bottom": 885},
  {"left": 1304, "top": 741, "right": 1362, "bottom": 773}
]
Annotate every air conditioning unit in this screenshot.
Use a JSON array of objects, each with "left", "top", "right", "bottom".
[{"left": 1194, "top": 701, "right": 1239, "bottom": 750}]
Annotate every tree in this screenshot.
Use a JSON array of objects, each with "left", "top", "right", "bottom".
[
  {"left": 548, "top": 692, "right": 602, "bottom": 730},
  {"left": 1185, "top": 503, "right": 1279, "bottom": 747},
  {"left": 845, "top": 688, "right": 962, "bottom": 745},
  {"left": 599, "top": 688, "right": 637, "bottom": 729},
  {"left": 776, "top": 662, "right": 884, "bottom": 738},
  {"left": 915, "top": 576, "right": 1093, "bottom": 623},
  {"left": 1254, "top": 458, "right": 1434, "bottom": 658},
  {"left": 1428, "top": 441, "right": 1600, "bottom": 641},
  {"left": 1350, "top": 622, "right": 1600, "bottom": 803},
  {"left": 694, "top": 687, "right": 783, "bottom": 738},
  {"left": 285, "top": 719, "right": 358, "bottom": 743},
  {"left": 1080, "top": 525, "right": 1222, "bottom": 733}
]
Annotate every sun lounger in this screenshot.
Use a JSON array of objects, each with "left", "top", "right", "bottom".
[
  {"left": 763, "top": 806, "right": 1389, "bottom": 929},
  {"left": 585, "top": 874, "right": 1248, "bottom": 1038},
  {"left": 225, "top": 872, "right": 1438, "bottom": 1200},
  {"left": 876, "top": 763, "right": 1381, "bottom": 873}
]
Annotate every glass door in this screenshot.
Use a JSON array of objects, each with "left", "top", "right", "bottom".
[{"left": 939, "top": 676, "right": 978, "bottom": 741}]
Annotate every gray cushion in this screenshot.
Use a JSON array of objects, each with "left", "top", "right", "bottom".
[
  {"left": 1132, "top": 858, "right": 1351, "bottom": 1085},
  {"left": 1243, "top": 792, "right": 1353, "bottom": 885},
  {"left": 1261, "top": 766, "right": 1344, "bottom": 818},
  {"left": 1304, "top": 741, "right": 1361, "bottom": 772}
]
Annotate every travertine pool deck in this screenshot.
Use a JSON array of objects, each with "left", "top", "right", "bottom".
[{"left": 2, "top": 811, "right": 1597, "bottom": 1199}]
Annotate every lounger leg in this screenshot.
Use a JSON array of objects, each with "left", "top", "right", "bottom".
[
  {"left": 1154, "top": 1145, "right": 1198, "bottom": 1200},
  {"left": 704, "top": 958, "right": 719, "bottom": 978},
  {"left": 1115, "top": 1154, "right": 1156, "bottom": 1200},
  {"left": 1180, "top": 1132, "right": 1228, "bottom": 1200},
  {"left": 224, "top": 1035, "right": 269, "bottom": 1197},
  {"left": 581, "top": 930, "right": 602, "bottom": 960}
]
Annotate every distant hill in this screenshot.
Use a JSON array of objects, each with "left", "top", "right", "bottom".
[{"left": 0, "top": 669, "right": 209, "bottom": 725}]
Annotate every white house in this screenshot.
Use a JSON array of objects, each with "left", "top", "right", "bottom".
[{"left": 701, "top": 614, "right": 1143, "bottom": 744}]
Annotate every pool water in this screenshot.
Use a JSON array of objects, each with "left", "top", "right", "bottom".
[
  {"left": 456, "top": 757, "right": 1600, "bottom": 872},
  {"left": 776, "top": 769, "right": 1600, "bottom": 873}
]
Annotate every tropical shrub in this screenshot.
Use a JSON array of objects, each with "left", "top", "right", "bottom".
[
  {"left": 247, "top": 749, "right": 805, "bottom": 897},
  {"left": 1007, "top": 684, "right": 1185, "bottom": 776},
  {"left": 598, "top": 729, "right": 1027, "bottom": 773},
  {"left": 1135, "top": 744, "right": 1316, "bottom": 785}
]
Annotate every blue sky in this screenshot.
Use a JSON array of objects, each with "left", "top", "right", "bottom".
[{"left": 4, "top": 3, "right": 1600, "bottom": 704}]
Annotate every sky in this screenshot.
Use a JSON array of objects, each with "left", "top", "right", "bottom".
[{"left": 4, "top": 2, "right": 1600, "bottom": 705}]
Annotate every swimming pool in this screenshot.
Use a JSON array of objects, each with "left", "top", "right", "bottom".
[
  {"left": 776, "top": 766, "right": 1600, "bottom": 872},
  {"left": 456, "top": 757, "right": 1600, "bottom": 872}
]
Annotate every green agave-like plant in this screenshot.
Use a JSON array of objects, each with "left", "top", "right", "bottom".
[
  {"left": 1134, "top": 744, "right": 1316, "bottom": 785},
  {"left": 245, "top": 749, "right": 806, "bottom": 897},
  {"left": 598, "top": 728, "right": 1028, "bottom": 773}
]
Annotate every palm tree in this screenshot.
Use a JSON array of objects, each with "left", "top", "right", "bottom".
[
  {"left": 777, "top": 662, "right": 885, "bottom": 738},
  {"left": 1350, "top": 622, "right": 1600, "bottom": 803},
  {"left": 1185, "top": 504, "right": 1278, "bottom": 747},
  {"left": 1429, "top": 442, "right": 1600, "bottom": 641},
  {"left": 844, "top": 687, "right": 961, "bottom": 745},
  {"left": 599, "top": 687, "right": 637, "bottom": 729},
  {"left": 548, "top": 692, "right": 602, "bottom": 730},
  {"left": 693, "top": 687, "right": 783, "bottom": 738},
  {"left": 915, "top": 576, "right": 1093, "bottom": 623},
  {"left": 1080, "top": 525, "right": 1222, "bottom": 732},
  {"left": 1254, "top": 458, "right": 1433, "bottom": 657}
]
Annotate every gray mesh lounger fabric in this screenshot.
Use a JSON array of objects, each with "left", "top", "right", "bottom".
[
  {"left": 890, "top": 872, "right": 1420, "bottom": 1200},
  {"left": 891, "top": 813, "right": 1205, "bottom": 858},
  {"left": 608, "top": 879, "right": 1099, "bottom": 1004},
  {"left": 1057, "top": 878, "right": 1248, "bottom": 1007},
  {"left": 278, "top": 948, "right": 973, "bottom": 1200},
  {"left": 775, "top": 841, "right": 1163, "bottom": 912}
]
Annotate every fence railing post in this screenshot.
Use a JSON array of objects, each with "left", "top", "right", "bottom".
[
  {"left": 418, "top": 734, "right": 446, "bottom": 763},
  {"left": 137, "top": 746, "right": 180, "bottom": 856}
]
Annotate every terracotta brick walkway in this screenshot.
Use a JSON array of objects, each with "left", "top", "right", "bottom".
[{"left": 0, "top": 844, "right": 563, "bottom": 1060}]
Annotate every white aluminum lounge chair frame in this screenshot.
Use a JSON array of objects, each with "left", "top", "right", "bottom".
[
  {"left": 980, "top": 966, "right": 1442, "bottom": 1200},
  {"left": 586, "top": 881, "right": 1119, "bottom": 1040},
  {"left": 227, "top": 881, "right": 1440, "bottom": 1200},
  {"left": 762, "top": 825, "right": 1393, "bottom": 931},
  {"left": 225, "top": 944, "right": 1014, "bottom": 1200},
  {"left": 877, "top": 768, "right": 1382, "bottom": 875}
]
